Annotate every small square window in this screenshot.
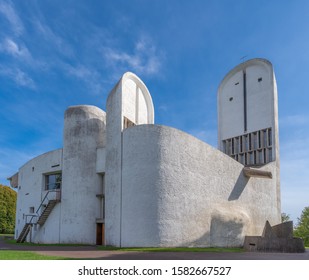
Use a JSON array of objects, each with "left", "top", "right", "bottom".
[
  {"left": 45, "top": 173, "right": 62, "bottom": 190},
  {"left": 258, "top": 77, "right": 262, "bottom": 82}
]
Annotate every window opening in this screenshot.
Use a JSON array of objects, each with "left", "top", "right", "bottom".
[
  {"left": 123, "top": 117, "right": 135, "bottom": 129},
  {"left": 268, "top": 128, "right": 272, "bottom": 146},
  {"left": 45, "top": 173, "right": 62, "bottom": 190},
  {"left": 222, "top": 127, "right": 273, "bottom": 166}
]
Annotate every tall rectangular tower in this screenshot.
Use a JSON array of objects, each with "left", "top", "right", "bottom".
[{"left": 217, "top": 58, "right": 279, "bottom": 167}]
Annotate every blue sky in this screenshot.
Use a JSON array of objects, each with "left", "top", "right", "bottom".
[{"left": 0, "top": 0, "right": 308, "bottom": 223}]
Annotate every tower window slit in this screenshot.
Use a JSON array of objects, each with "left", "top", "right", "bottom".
[
  {"left": 268, "top": 148, "right": 272, "bottom": 162},
  {"left": 240, "top": 136, "right": 243, "bottom": 153},
  {"left": 268, "top": 128, "right": 272, "bottom": 146},
  {"left": 263, "top": 130, "right": 267, "bottom": 148}
]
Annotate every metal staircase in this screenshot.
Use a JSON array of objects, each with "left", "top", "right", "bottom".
[
  {"left": 16, "top": 223, "right": 32, "bottom": 243},
  {"left": 16, "top": 190, "right": 61, "bottom": 243},
  {"left": 37, "top": 200, "right": 58, "bottom": 226}
]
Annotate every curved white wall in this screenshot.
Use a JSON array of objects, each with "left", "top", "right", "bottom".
[
  {"left": 61, "top": 105, "right": 106, "bottom": 244},
  {"left": 121, "top": 125, "right": 280, "bottom": 247},
  {"left": 15, "top": 149, "right": 62, "bottom": 243},
  {"left": 105, "top": 72, "right": 154, "bottom": 246}
]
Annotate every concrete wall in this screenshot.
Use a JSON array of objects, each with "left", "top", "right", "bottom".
[
  {"left": 217, "top": 58, "right": 280, "bottom": 219},
  {"left": 120, "top": 125, "right": 280, "bottom": 247},
  {"left": 15, "top": 149, "right": 62, "bottom": 243},
  {"left": 14, "top": 65, "right": 281, "bottom": 248},
  {"left": 105, "top": 72, "right": 154, "bottom": 247},
  {"left": 61, "top": 105, "right": 106, "bottom": 244},
  {"left": 217, "top": 58, "right": 278, "bottom": 160}
]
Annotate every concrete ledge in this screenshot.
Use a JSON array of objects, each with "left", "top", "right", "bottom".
[{"left": 243, "top": 167, "right": 272, "bottom": 179}]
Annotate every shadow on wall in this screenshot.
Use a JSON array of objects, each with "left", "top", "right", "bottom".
[
  {"left": 228, "top": 172, "right": 249, "bottom": 201},
  {"left": 182, "top": 216, "right": 246, "bottom": 248}
]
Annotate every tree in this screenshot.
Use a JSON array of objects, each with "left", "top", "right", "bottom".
[
  {"left": 294, "top": 206, "right": 309, "bottom": 247},
  {"left": 281, "top": 212, "right": 290, "bottom": 223},
  {"left": 0, "top": 184, "right": 17, "bottom": 234}
]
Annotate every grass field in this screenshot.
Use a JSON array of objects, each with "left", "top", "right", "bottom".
[
  {"left": 0, "top": 251, "right": 69, "bottom": 260},
  {"left": 98, "top": 246, "right": 244, "bottom": 253}
]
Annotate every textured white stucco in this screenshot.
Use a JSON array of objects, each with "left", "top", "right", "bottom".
[
  {"left": 13, "top": 61, "right": 281, "bottom": 248},
  {"left": 105, "top": 72, "right": 154, "bottom": 247},
  {"left": 15, "top": 149, "right": 62, "bottom": 243},
  {"left": 60, "top": 105, "right": 106, "bottom": 244},
  {"left": 120, "top": 125, "right": 280, "bottom": 247},
  {"left": 218, "top": 59, "right": 278, "bottom": 154}
]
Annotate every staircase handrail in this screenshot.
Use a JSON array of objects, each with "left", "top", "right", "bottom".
[
  {"left": 17, "top": 189, "right": 61, "bottom": 242},
  {"left": 28, "top": 189, "right": 61, "bottom": 224}
]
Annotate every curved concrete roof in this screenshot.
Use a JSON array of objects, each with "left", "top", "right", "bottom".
[{"left": 217, "top": 58, "right": 274, "bottom": 96}]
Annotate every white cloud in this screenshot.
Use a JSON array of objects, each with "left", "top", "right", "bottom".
[
  {"left": 34, "top": 19, "right": 74, "bottom": 58},
  {"left": 0, "top": 0, "right": 23, "bottom": 36},
  {"left": 0, "top": 66, "right": 36, "bottom": 89},
  {"left": 0, "top": 148, "right": 36, "bottom": 186},
  {"left": 0, "top": 38, "right": 31, "bottom": 59},
  {"left": 103, "top": 36, "right": 163, "bottom": 76},
  {"left": 65, "top": 64, "right": 105, "bottom": 95}
]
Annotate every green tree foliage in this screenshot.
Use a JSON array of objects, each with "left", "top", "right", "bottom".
[
  {"left": 281, "top": 212, "right": 290, "bottom": 223},
  {"left": 294, "top": 206, "right": 309, "bottom": 247},
  {"left": 0, "top": 184, "right": 17, "bottom": 234}
]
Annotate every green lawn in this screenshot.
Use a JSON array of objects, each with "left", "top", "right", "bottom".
[
  {"left": 0, "top": 247, "right": 243, "bottom": 260},
  {"left": 0, "top": 250, "right": 69, "bottom": 260},
  {"left": 98, "top": 246, "right": 244, "bottom": 253}
]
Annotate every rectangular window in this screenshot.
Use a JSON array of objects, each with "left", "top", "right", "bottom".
[
  {"left": 123, "top": 117, "right": 135, "bottom": 129},
  {"left": 240, "top": 136, "right": 243, "bottom": 153},
  {"left": 253, "top": 132, "right": 257, "bottom": 150},
  {"left": 258, "top": 130, "right": 261, "bottom": 148},
  {"left": 258, "top": 150, "right": 262, "bottom": 164},
  {"left": 222, "top": 128, "right": 273, "bottom": 166},
  {"left": 268, "top": 128, "right": 272, "bottom": 146},
  {"left": 263, "top": 130, "right": 267, "bottom": 147},
  {"left": 235, "top": 137, "right": 239, "bottom": 154},
  {"left": 29, "top": 207, "right": 35, "bottom": 214},
  {"left": 249, "top": 152, "right": 254, "bottom": 165},
  {"left": 226, "top": 140, "right": 231, "bottom": 155},
  {"left": 268, "top": 148, "right": 272, "bottom": 162},
  {"left": 238, "top": 154, "right": 244, "bottom": 164},
  {"left": 45, "top": 173, "right": 62, "bottom": 190},
  {"left": 263, "top": 149, "right": 267, "bottom": 164},
  {"left": 244, "top": 135, "right": 249, "bottom": 152}
]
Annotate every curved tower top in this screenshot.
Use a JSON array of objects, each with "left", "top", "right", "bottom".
[
  {"left": 105, "top": 72, "right": 155, "bottom": 247},
  {"left": 217, "top": 58, "right": 279, "bottom": 166},
  {"left": 107, "top": 71, "right": 154, "bottom": 127}
]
